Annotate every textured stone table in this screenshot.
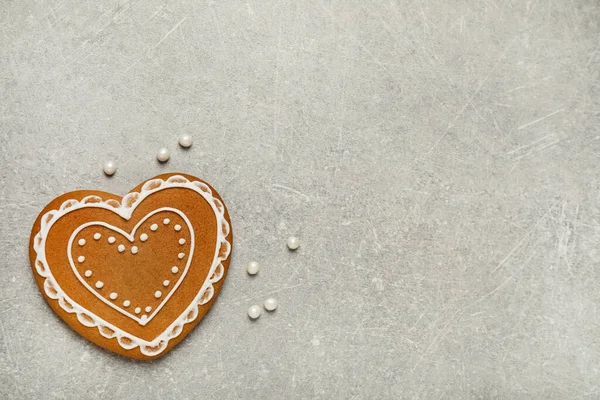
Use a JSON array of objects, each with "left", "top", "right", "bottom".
[{"left": 1, "top": 0, "right": 600, "bottom": 398}]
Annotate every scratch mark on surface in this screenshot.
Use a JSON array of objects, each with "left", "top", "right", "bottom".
[
  {"left": 154, "top": 17, "right": 187, "bottom": 48},
  {"left": 517, "top": 108, "right": 564, "bottom": 130},
  {"left": 492, "top": 199, "right": 560, "bottom": 273},
  {"left": 271, "top": 184, "right": 310, "bottom": 201}
]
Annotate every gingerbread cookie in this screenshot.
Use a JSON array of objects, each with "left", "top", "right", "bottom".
[{"left": 29, "top": 173, "right": 232, "bottom": 360}]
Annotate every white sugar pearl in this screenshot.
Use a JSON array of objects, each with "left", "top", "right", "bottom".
[
  {"left": 179, "top": 134, "right": 193, "bottom": 148},
  {"left": 157, "top": 148, "right": 170, "bottom": 162},
  {"left": 264, "top": 298, "right": 278, "bottom": 311},
  {"left": 78, "top": 239, "right": 86, "bottom": 246},
  {"left": 247, "top": 305, "right": 261, "bottom": 320},
  {"left": 109, "top": 292, "right": 118, "bottom": 300},
  {"left": 247, "top": 261, "right": 259, "bottom": 275},
  {"left": 287, "top": 236, "right": 300, "bottom": 250},
  {"left": 103, "top": 161, "right": 116, "bottom": 176}
]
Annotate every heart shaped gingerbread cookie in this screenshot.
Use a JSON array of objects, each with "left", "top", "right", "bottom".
[{"left": 29, "top": 173, "right": 232, "bottom": 360}]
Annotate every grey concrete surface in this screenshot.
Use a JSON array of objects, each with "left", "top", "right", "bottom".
[{"left": 1, "top": 0, "right": 600, "bottom": 398}]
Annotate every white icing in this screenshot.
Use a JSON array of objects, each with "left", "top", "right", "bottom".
[
  {"left": 108, "top": 236, "right": 116, "bottom": 244},
  {"left": 140, "top": 233, "right": 148, "bottom": 242},
  {"left": 95, "top": 281, "right": 104, "bottom": 289},
  {"left": 94, "top": 233, "right": 101, "bottom": 240},
  {"left": 131, "top": 246, "right": 138, "bottom": 255},
  {"left": 150, "top": 224, "right": 158, "bottom": 231},
  {"left": 67, "top": 207, "right": 195, "bottom": 327},
  {"left": 171, "top": 266, "right": 179, "bottom": 274},
  {"left": 123, "top": 300, "right": 131, "bottom": 307},
  {"left": 163, "top": 280, "right": 170, "bottom": 287},
  {"left": 163, "top": 218, "right": 170, "bottom": 225},
  {"left": 177, "top": 253, "right": 185, "bottom": 259},
  {"left": 32, "top": 175, "right": 231, "bottom": 356},
  {"left": 154, "top": 291, "right": 162, "bottom": 299},
  {"left": 145, "top": 306, "right": 152, "bottom": 312},
  {"left": 78, "top": 239, "right": 86, "bottom": 246},
  {"left": 134, "top": 307, "right": 141, "bottom": 314},
  {"left": 178, "top": 238, "right": 186, "bottom": 245},
  {"left": 109, "top": 292, "right": 118, "bottom": 300},
  {"left": 174, "top": 224, "right": 181, "bottom": 232},
  {"left": 84, "top": 270, "right": 92, "bottom": 278},
  {"left": 77, "top": 256, "right": 85, "bottom": 263}
]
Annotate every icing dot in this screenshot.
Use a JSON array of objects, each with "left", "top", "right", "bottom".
[
  {"left": 108, "top": 236, "right": 116, "bottom": 244},
  {"left": 109, "top": 292, "right": 118, "bottom": 300},
  {"left": 118, "top": 244, "right": 125, "bottom": 253},
  {"left": 178, "top": 253, "right": 185, "bottom": 259},
  {"left": 145, "top": 306, "right": 152, "bottom": 312},
  {"left": 247, "top": 261, "right": 259, "bottom": 275},
  {"left": 179, "top": 134, "right": 193, "bottom": 148},
  {"left": 154, "top": 291, "right": 162, "bottom": 299},
  {"left": 247, "top": 305, "right": 261, "bottom": 320},
  {"left": 163, "top": 280, "right": 170, "bottom": 287},
  {"left": 178, "top": 238, "right": 186, "bottom": 245},
  {"left": 141, "top": 315, "right": 148, "bottom": 320},
  {"left": 163, "top": 218, "right": 170, "bottom": 225},
  {"left": 103, "top": 161, "right": 116, "bottom": 176},
  {"left": 287, "top": 236, "right": 300, "bottom": 250},
  {"left": 84, "top": 270, "right": 92, "bottom": 278},
  {"left": 171, "top": 266, "right": 179, "bottom": 274},
  {"left": 94, "top": 233, "right": 101, "bottom": 240},
  {"left": 140, "top": 233, "right": 148, "bottom": 242},
  {"left": 174, "top": 224, "right": 182, "bottom": 232},
  {"left": 78, "top": 238, "right": 86, "bottom": 246},
  {"left": 157, "top": 148, "right": 170, "bottom": 162},
  {"left": 134, "top": 307, "right": 141, "bottom": 314},
  {"left": 95, "top": 281, "right": 104, "bottom": 289},
  {"left": 77, "top": 256, "right": 85, "bottom": 263},
  {"left": 264, "top": 298, "right": 278, "bottom": 311},
  {"left": 131, "top": 246, "right": 138, "bottom": 255},
  {"left": 123, "top": 300, "right": 131, "bottom": 307},
  {"left": 150, "top": 224, "right": 158, "bottom": 231}
]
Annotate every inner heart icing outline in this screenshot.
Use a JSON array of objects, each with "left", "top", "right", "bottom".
[
  {"left": 32, "top": 175, "right": 231, "bottom": 356},
  {"left": 67, "top": 207, "right": 195, "bottom": 326}
]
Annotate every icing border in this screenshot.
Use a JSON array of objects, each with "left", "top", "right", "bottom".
[{"left": 32, "top": 175, "right": 232, "bottom": 356}]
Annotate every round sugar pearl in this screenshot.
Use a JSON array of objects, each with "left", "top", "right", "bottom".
[
  {"left": 247, "top": 261, "right": 259, "bottom": 275},
  {"left": 264, "top": 298, "right": 278, "bottom": 311},
  {"left": 179, "top": 135, "right": 193, "bottom": 148},
  {"left": 103, "top": 161, "right": 116, "bottom": 176},
  {"left": 286, "top": 236, "right": 300, "bottom": 251},
  {"left": 247, "top": 305, "right": 261, "bottom": 320},
  {"left": 157, "top": 148, "right": 170, "bottom": 162}
]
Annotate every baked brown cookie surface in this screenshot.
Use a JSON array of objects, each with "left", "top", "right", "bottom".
[{"left": 29, "top": 173, "right": 232, "bottom": 360}]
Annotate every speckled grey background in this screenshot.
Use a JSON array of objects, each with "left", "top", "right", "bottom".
[{"left": 1, "top": 0, "right": 600, "bottom": 398}]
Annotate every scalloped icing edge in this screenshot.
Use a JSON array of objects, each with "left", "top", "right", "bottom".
[{"left": 32, "top": 175, "right": 231, "bottom": 357}]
